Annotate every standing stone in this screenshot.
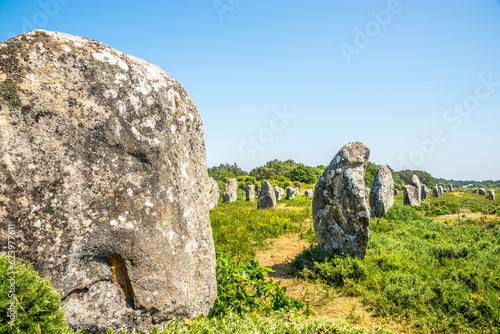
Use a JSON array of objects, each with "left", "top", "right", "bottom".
[
  {"left": 223, "top": 179, "right": 238, "bottom": 202},
  {"left": 438, "top": 185, "right": 445, "bottom": 196},
  {"left": 448, "top": 184, "right": 454, "bottom": 192},
  {"left": 478, "top": 188, "right": 486, "bottom": 196},
  {"left": 472, "top": 188, "right": 478, "bottom": 194},
  {"left": 274, "top": 186, "right": 284, "bottom": 201},
  {"left": 411, "top": 175, "right": 421, "bottom": 202},
  {"left": 421, "top": 184, "right": 429, "bottom": 200},
  {"left": 208, "top": 177, "right": 219, "bottom": 210},
  {"left": 394, "top": 189, "right": 399, "bottom": 195},
  {"left": 312, "top": 142, "right": 371, "bottom": 259},
  {"left": 304, "top": 189, "right": 313, "bottom": 197},
  {"left": 286, "top": 186, "right": 297, "bottom": 199},
  {"left": 258, "top": 181, "right": 276, "bottom": 209},
  {"left": 0, "top": 30, "right": 216, "bottom": 333},
  {"left": 433, "top": 186, "right": 439, "bottom": 197},
  {"left": 489, "top": 189, "right": 496, "bottom": 200},
  {"left": 404, "top": 186, "right": 421, "bottom": 206},
  {"left": 369, "top": 165, "right": 395, "bottom": 218},
  {"left": 246, "top": 185, "right": 255, "bottom": 201}
]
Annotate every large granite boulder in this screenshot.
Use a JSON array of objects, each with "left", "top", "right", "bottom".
[
  {"left": 369, "top": 164, "right": 394, "bottom": 217},
  {"left": 0, "top": 30, "right": 217, "bottom": 332},
  {"left": 448, "top": 184, "right": 454, "bottom": 192},
  {"left": 489, "top": 189, "right": 496, "bottom": 200},
  {"left": 438, "top": 185, "right": 445, "bottom": 196},
  {"left": 472, "top": 188, "right": 478, "bottom": 194},
  {"left": 208, "top": 177, "right": 219, "bottom": 210},
  {"left": 411, "top": 175, "right": 421, "bottom": 202},
  {"left": 286, "top": 186, "right": 297, "bottom": 200},
  {"left": 312, "top": 142, "right": 370, "bottom": 259},
  {"left": 257, "top": 181, "right": 276, "bottom": 209},
  {"left": 478, "top": 188, "right": 486, "bottom": 196},
  {"left": 433, "top": 186, "right": 440, "bottom": 197},
  {"left": 222, "top": 178, "right": 238, "bottom": 202},
  {"left": 246, "top": 184, "right": 255, "bottom": 201},
  {"left": 404, "top": 186, "right": 420, "bottom": 206},
  {"left": 304, "top": 189, "right": 313, "bottom": 197}
]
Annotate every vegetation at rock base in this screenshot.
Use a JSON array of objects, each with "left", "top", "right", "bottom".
[{"left": 0, "top": 256, "right": 73, "bottom": 334}]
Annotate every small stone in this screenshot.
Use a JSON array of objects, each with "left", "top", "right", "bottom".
[
  {"left": 369, "top": 165, "right": 395, "bottom": 217},
  {"left": 257, "top": 181, "right": 276, "bottom": 209},
  {"left": 286, "top": 186, "right": 297, "bottom": 200},
  {"left": 246, "top": 185, "right": 255, "bottom": 201},
  {"left": 478, "top": 188, "right": 486, "bottom": 196},
  {"left": 304, "top": 189, "right": 313, "bottom": 197},
  {"left": 274, "top": 186, "right": 284, "bottom": 201},
  {"left": 404, "top": 185, "right": 420, "bottom": 206},
  {"left": 489, "top": 189, "right": 495, "bottom": 200},
  {"left": 411, "top": 175, "right": 421, "bottom": 202},
  {"left": 222, "top": 179, "right": 238, "bottom": 202}
]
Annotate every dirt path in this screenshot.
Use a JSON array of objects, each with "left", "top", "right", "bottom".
[{"left": 254, "top": 233, "right": 410, "bottom": 334}]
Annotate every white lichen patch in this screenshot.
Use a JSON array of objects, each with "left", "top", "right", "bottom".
[
  {"left": 1, "top": 55, "right": 8, "bottom": 59},
  {"left": 146, "top": 96, "right": 155, "bottom": 106},
  {"left": 104, "top": 89, "right": 118, "bottom": 99},
  {"left": 0, "top": 44, "right": 7, "bottom": 48},
  {"left": 117, "top": 101, "right": 127, "bottom": 115},
  {"left": 73, "top": 41, "right": 83, "bottom": 48},
  {"left": 118, "top": 215, "right": 126, "bottom": 222},
  {"left": 127, "top": 188, "right": 133, "bottom": 197},
  {"left": 145, "top": 200, "right": 154, "bottom": 207},
  {"left": 92, "top": 51, "right": 129, "bottom": 71},
  {"left": 128, "top": 93, "right": 142, "bottom": 111},
  {"left": 62, "top": 45, "right": 72, "bottom": 52},
  {"left": 110, "top": 220, "right": 117, "bottom": 226}
]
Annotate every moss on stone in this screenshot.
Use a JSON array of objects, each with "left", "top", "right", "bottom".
[{"left": 0, "top": 78, "right": 21, "bottom": 110}]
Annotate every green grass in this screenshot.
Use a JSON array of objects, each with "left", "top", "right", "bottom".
[
  {"left": 154, "top": 312, "right": 392, "bottom": 334},
  {"left": 210, "top": 197, "right": 311, "bottom": 262},
  {"left": 291, "top": 203, "right": 500, "bottom": 333}
]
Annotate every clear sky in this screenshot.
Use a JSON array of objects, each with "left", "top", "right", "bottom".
[{"left": 0, "top": 0, "right": 499, "bottom": 180}]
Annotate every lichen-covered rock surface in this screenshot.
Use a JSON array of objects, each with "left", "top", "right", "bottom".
[
  {"left": 286, "top": 186, "right": 297, "bottom": 200},
  {"left": 304, "top": 189, "right": 313, "bottom": 197},
  {"left": 246, "top": 184, "right": 255, "bottom": 201},
  {"left": 411, "top": 175, "right": 421, "bottom": 202},
  {"left": 369, "top": 164, "right": 394, "bottom": 218},
  {"left": 222, "top": 178, "right": 237, "bottom": 202},
  {"left": 207, "top": 177, "right": 219, "bottom": 210},
  {"left": 0, "top": 30, "right": 216, "bottom": 333},
  {"left": 274, "top": 186, "right": 284, "bottom": 201},
  {"left": 257, "top": 181, "right": 276, "bottom": 209},
  {"left": 312, "top": 142, "right": 371, "bottom": 259},
  {"left": 404, "top": 186, "right": 420, "bottom": 206}
]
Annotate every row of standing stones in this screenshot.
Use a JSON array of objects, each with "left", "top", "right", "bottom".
[{"left": 1, "top": 31, "right": 495, "bottom": 333}]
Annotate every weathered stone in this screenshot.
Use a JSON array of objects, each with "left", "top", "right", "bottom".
[
  {"left": 369, "top": 165, "right": 395, "bottom": 218},
  {"left": 478, "top": 188, "right": 486, "bottom": 196},
  {"left": 394, "top": 189, "right": 399, "bottom": 195},
  {"left": 312, "top": 142, "right": 370, "bottom": 259},
  {"left": 433, "top": 186, "right": 440, "bottom": 197},
  {"left": 304, "top": 189, "right": 313, "bottom": 197},
  {"left": 448, "top": 184, "right": 454, "bottom": 192},
  {"left": 489, "top": 189, "right": 496, "bottom": 200},
  {"left": 286, "top": 186, "right": 297, "bottom": 199},
  {"left": 246, "top": 184, "right": 255, "bottom": 201},
  {"left": 0, "top": 30, "right": 216, "bottom": 333},
  {"left": 411, "top": 175, "right": 421, "bottom": 202},
  {"left": 208, "top": 177, "right": 219, "bottom": 210},
  {"left": 222, "top": 179, "right": 238, "bottom": 202},
  {"left": 274, "top": 186, "right": 284, "bottom": 201},
  {"left": 258, "top": 181, "right": 276, "bottom": 209},
  {"left": 472, "top": 188, "right": 478, "bottom": 194},
  {"left": 421, "top": 184, "right": 429, "bottom": 200},
  {"left": 404, "top": 186, "right": 420, "bottom": 206},
  {"left": 438, "top": 185, "right": 445, "bottom": 196}
]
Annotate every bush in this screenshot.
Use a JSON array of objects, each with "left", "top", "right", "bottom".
[
  {"left": 0, "top": 256, "right": 70, "bottom": 334},
  {"left": 213, "top": 252, "right": 304, "bottom": 317}
]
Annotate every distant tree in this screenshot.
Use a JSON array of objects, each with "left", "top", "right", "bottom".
[
  {"left": 396, "top": 170, "right": 436, "bottom": 185},
  {"left": 236, "top": 175, "right": 257, "bottom": 190},
  {"left": 208, "top": 163, "right": 248, "bottom": 181},
  {"left": 250, "top": 159, "right": 299, "bottom": 180},
  {"left": 365, "top": 162, "right": 378, "bottom": 188},
  {"left": 289, "top": 164, "right": 317, "bottom": 184}
]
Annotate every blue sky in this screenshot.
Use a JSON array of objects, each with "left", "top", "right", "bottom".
[{"left": 0, "top": 0, "right": 499, "bottom": 180}]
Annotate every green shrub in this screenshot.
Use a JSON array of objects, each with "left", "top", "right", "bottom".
[
  {"left": 213, "top": 252, "right": 304, "bottom": 317},
  {"left": 0, "top": 256, "right": 70, "bottom": 334}
]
